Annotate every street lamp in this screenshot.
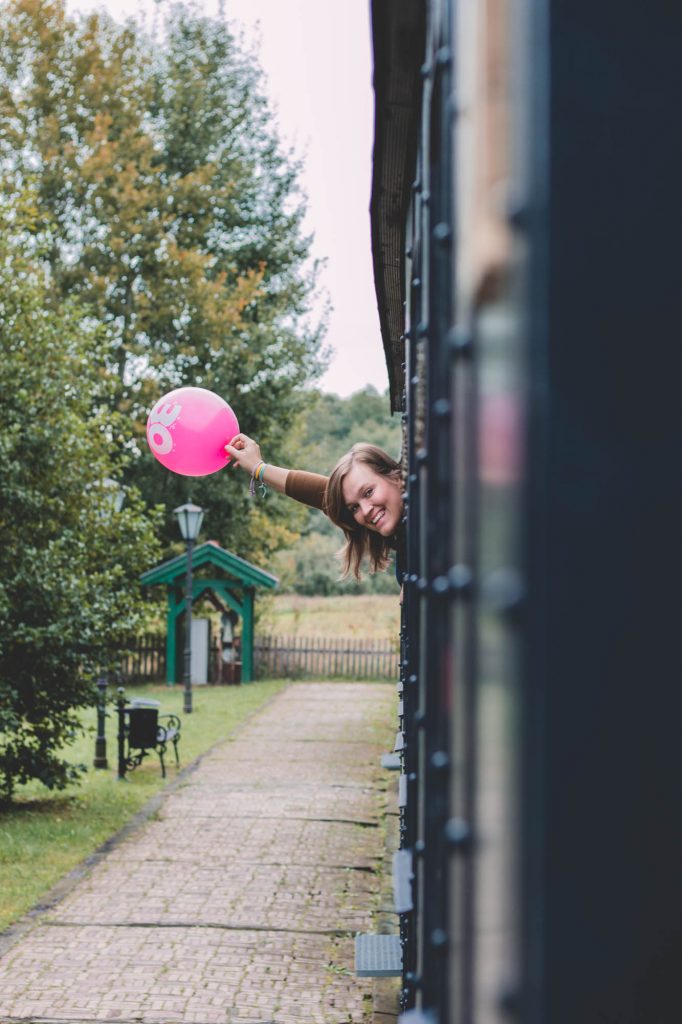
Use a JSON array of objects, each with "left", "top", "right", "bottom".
[
  {"left": 93, "top": 478, "right": 125, "bottom": 769},
  {"left": 174, "top": 502, "right": 204, "bottom": 714}
]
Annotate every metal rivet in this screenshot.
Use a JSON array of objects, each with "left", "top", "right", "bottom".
[
  {"left": 416, "top": 578, "right": 428, "bottom": 593},
  {"left": 420, "top": 61, "right": 432, "bottom": 78},
  {"left": 432, "top": 573, "right": 454, "bottom": 598},
  {"left": 414, "top": 839, "right": 425, "bottom": 856},
  {"left": 408, "top": 674, "right": 418, "bottom": 686},
  {"left": 432, "top": 575, "right": 450, "bottom": 595},
  {"left": 431, "top": 750, "right": 449, "bottom": 771},
  {"left": 412, "top": 277, "right": 421, "bottom": 289},
  {"left": 416, "top": 448, "right": 428, "bottom": 464},
  {"left": 448, "top": 325, "right": 473, "bottom": 357},
  {"left": 448, "top": 564, "right": 474, "bottom": 594},
  {"left": 430, "top": 928, "right": 448, "bottom": 949},
  {"left": 430, "top": 565, "right": 473, "bottom": 597},
  {"left": 415, "top": 709, "right": 426, "bottom": 727},
  {"left": 433, "top": 221, "right": 452, "bottom": 246},
  {"left": 445, "top": 817, "right": 473, "bottom": 851},
  {"left": 433, "top": 398, "right": 451, "bottom": 418},
  {"left": 436, "top": 46, "right": 452, "bottom": 67}
]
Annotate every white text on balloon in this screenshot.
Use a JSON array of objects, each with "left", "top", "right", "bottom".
[{"left": 148, "top": 401, "right": 182, "bottom": 455}]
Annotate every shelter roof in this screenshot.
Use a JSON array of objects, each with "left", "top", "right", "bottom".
[{"left": 140, "top": 540, "right": 278, "bottom": 590}]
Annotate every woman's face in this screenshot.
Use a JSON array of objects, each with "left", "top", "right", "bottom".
[{"left": 341, "top": 463, "right": 403, "bottom": 537}]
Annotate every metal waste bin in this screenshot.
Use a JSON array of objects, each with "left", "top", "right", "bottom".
[{"left": 128, "top": 706, "right": 159, "bottom": 750}]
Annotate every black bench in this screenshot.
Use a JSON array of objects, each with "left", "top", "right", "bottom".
[{"left": 116, "top": 691, "right": 181, "bottom": 780}]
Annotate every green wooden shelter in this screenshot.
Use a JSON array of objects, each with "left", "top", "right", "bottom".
[{"left": 140, "top": 541, "right": 278, "bottom": 683}]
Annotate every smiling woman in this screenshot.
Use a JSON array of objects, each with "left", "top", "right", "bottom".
[
  {"left": 325, "top": 444, "right": 403, "bottom": 578},
  {"left": 224, "top": 434, "right": 404, "bottom": 581}
]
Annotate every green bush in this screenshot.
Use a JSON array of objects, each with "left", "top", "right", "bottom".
[{"left": 0, "top": 198, "right": 161, "bottom": 800}]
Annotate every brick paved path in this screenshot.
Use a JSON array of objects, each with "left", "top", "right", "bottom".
[{"left": 0, "top": 683, "right": 399, "bottom": 1024}]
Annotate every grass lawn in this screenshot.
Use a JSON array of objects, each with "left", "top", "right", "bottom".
[
  {"left": 258, "top": 593, "right": 400, "bottom": 639},
  {"left": 0, "top": 679, "right": 286, "bottom": 932}
]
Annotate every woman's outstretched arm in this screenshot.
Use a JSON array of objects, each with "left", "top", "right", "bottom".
[{"left": 225, "top": 433, "right": 329, "bottom": 510}]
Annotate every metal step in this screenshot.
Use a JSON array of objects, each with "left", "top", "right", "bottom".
[
  {"left": 392, "top": 848, "right": 414, "bottom": 912},
  {"left": 381, "top": 752, "right": 401, "bottom": 770},
  {"left": 355, "top": 932, "right": 402, "bottom": 977}
]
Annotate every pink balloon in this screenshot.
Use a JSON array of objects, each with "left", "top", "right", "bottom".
[{"left": 146, "top": 386, "right": 239, "bottom": 477}]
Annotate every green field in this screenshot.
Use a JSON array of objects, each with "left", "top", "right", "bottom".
[
  {"left": 0, "top": 680, "right": 286, "bottom": 932},
  {"left": 258, "top": 593, "right": 401, "bottom": 639}
]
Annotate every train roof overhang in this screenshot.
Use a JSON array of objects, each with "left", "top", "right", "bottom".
[{"left": 370, "top": 0, "right": 426, "bottom": 413}]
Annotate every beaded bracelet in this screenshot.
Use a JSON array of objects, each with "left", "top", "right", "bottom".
[{"left": 249, "top": 461, "right": 269, "bottom": 498}]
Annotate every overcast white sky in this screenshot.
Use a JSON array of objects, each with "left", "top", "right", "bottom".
[{"left": 65, "top": 0, "right": 388, "bottom": 398}]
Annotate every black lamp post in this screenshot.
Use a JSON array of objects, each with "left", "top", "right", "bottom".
[
  {"left": 174, "top": 502, "right": 204, "bottom": 714},
  {"left": 93, "top": 479, "right": 126, "bottom": 769},
  {"left": 93, "top": 672, "right": 109, "bottom": 769}
]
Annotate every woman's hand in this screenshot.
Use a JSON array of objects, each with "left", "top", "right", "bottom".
[
  {"left": 224, "top": 433, "right": 263, "bottom": 475},
  {"left": 224, "top": 435, "right": 290, "bottom": 494}
]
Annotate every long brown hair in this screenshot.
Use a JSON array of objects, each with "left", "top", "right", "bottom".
[{"left": 324, "top": 443, "right": 402, "bottom": 580}]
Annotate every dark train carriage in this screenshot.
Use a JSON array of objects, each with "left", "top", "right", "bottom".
[{"left": 369, "top": 1, "right": 682, "bottom": 1022}]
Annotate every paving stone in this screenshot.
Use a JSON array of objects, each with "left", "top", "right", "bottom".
[{"left": 0, "top": 682, "right": 400, "bottom": 1024}]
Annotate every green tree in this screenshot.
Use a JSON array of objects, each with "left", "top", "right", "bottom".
[
  {"left": 0, "top": 0, "right": 327, "bottom": 563},
  {"left": 273, "top": 515, "right": 400, "bottom": 596},
  {"left": 0, "top": 191, "right": 161, "bottom": 800}
]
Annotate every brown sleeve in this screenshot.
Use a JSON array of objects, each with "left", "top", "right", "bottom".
[{"left": 285, "top": 469, "right": 329, "bottom": 511}]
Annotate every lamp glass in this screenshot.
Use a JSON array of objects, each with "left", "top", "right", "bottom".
[{"left": 173, "top": 502, "right": 204, "bottom": 541}]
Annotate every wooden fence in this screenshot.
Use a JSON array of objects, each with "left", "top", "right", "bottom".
[
  {"left": 119, "top": 633, "right": 399, "bottom": 683},
  {"left": 119, "top": 634, "right": 166, "bottom": 684},
  {"left": 254, "top": 635, "right": 399, "bottom": 680}
]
